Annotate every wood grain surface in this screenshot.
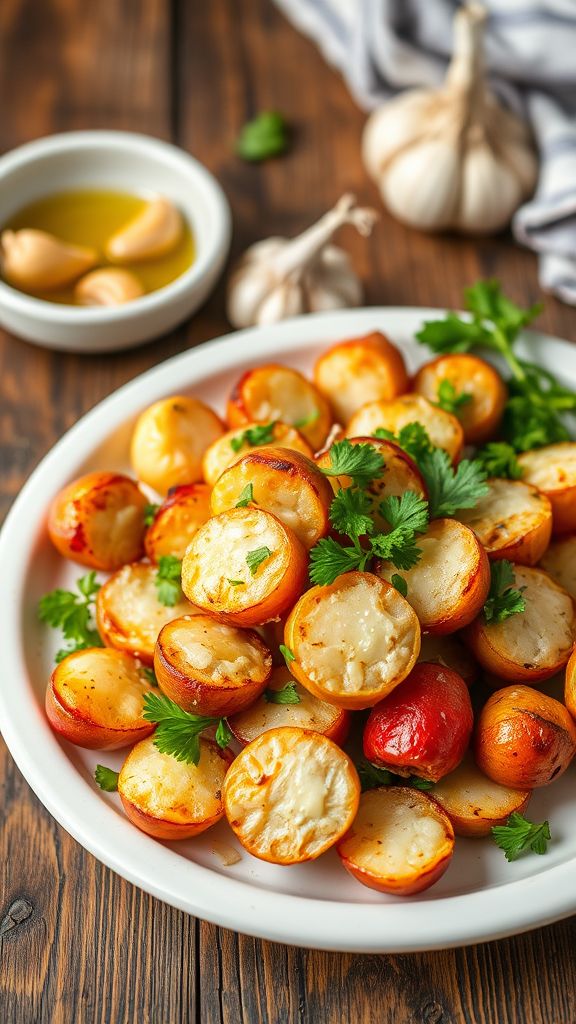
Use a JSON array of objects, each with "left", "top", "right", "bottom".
[{"left": 1, "top": 2, "right": 576, "bottom": 1022}]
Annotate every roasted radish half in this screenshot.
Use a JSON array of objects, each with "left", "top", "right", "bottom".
[
  {"left": 181, "top": 508, "right": 308, "bottom": 627},
  {"left": 228, "top": 666, "right": 351, "bottom": 746},
  {"left": 46, "top": 648, "right": 154, "bottom": 749},
  {"left": 315, "top": 436, "right": 426, "bottom": 516},
  {"left": 284, "top": 571, "right": 421, "bottom": 710},
  {"left": 431, "top": 752, "right": 530, "bottom": 837},
  {"left": 144, "top": 484, "right": 212, "bottom": 562},
  {"left": 458, "top": 479, "right": 552, "bottom": 565},
  {"left": 465, "top": 566, "right": 576, "bottom": 683},
  {"left": 313, "top": 331, "right": 409, "bottom": 423},
  {"left": 363, "top": 664, "right": 473, "bottom": 782},
  {"left": 518, "top": 443, "right": 576, "bottom": 535},
  {"left": 336, "top": 787, "right": 454, "bottom": 896},
  {"left": 564, "top": 646, "right": 576, "bottom": 722},
  {"left": 96, "top": 562, "right": 198, "bottom": 665},
  {"left": 48, "top": 471, "right": 147, "bottom": 571},
  {"left": 376, "top": 519, "right": 490, "bottom": 635},
  {"left": 118, "top": 735, "right": 232, "bottom": 840},
  {"left": 223, "top": 726, "right": 360, "bottom": 864},
  {"left": 226, "top": 364, "right": 332, "bottom": 450},
  {"left": 417, "top": 634, "right": 479, "bottom": 687},
  {"left": 202, "top": 421, "right": 313, "bottom": 487},
  {"left": 540, "top": 535, "right": 576, "bottom": 600},
  {"left": 346, "top": 394, "right": 463, "bottom": 462},
  {"left": 154, "top": 614, "right": 272, "bottom": 716},
  {"left": 474, "top": 685, "right": 576, "bottom": 788},
  {"left": 130, "top": 395, "right": 224, "bottom": 493},
  {"left": 413, "top": 354, "right": 507, "bottom": 444},
  {"left": 210, "top": 447, "right": 333, "bottom": 549}
]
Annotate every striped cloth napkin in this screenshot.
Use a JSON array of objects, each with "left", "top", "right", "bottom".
[{"left": 274, "top": 0, "right": 576, "bottom": 304}]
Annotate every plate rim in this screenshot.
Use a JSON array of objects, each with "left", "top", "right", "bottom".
[{"left": 2, "top": 306, "right": 576, "bottom": 953}]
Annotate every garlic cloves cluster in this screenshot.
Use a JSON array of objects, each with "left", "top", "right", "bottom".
[
  {"left": 362, "top": 3, "right": 537, "bottom": 234},
  {"left": 1, "top": 229, "right": 97, "bottom": 291},
  {"left": 226, "top": 193, "right": 378, "bottom": 329}
]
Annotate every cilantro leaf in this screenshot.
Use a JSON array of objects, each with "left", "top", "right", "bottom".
[
  {"left": 492, "top": 812, "right": 551, "bottom": 861},
  {"left": 465, "top": 281, "right": 542, "bottom": 339},
  {"left": 144, "top": 502, "right": 159, "bottom": 527},
  {"left": 264, "top": 682, "right": 301, "bottom": 705},
  {"left": 230, "top": 421, "right": 277, "bottom": 453},
  {"left": 484, "top": 560, "right": 526, "bottom": 623},
  {"left": 378, "top": 492, "right": 429, "bottom": 535},
  {"left": 374, "top": 422, "right": 434, "bottom": 464},
  {"left": 419, "top": 449, "right": 488, "bottom": 518},
  {"left": 279, "top": 644, "right": 295, "bottom": 666},
  {"left": 435, "top": 379, "right": 472, "bottom": 416},
  {"left": 215, "top": 718, "right": 233, "bottom": 749},
  {"left": 235, "top": 482, "right": 255, "bottom": 508},
  {"left": 371, "top": 492, "right": 429, "bottom": 571},
  {"left": 474, "top": 442, "right": 523, "bottom": 480},
  {"left": 370, "top": 527, "right": 423, "bottom": 571},
  {"left": 155, "top": 555, "right": 183, "bottom": 607},
  {"left": 236, "top": 111, "right": 289, "bottom": 162},
  {"left": 415, "top": 313, "right": 491, "bottom": 354},
  {"left": 94, "top": 765, "right": 119, "bottom": 792},
  {"left": 246, "top": 546, "right": 272, "bottom": 575},
  {"left": 39, "top": 572, "right": 103, "bottom": 663},
  {"left": 309, "top": 536, "right": 368, "bottom": 586},
  {"left": 390, "top": 574, "right": 408, "bottom": 598},
  {"left": 320, "top": 439, "right": 385, "bottom": 489},
  {"left": 329, "top": 487, "right": 374, "bottom": 538},
  {"left": 143, "top": 692, "right": 226, "bottom": 765}
]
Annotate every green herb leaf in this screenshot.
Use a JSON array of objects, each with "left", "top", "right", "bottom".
[
  {"left": 94, "top": 765, "right": 119, "bottom": 792},
  {"left": 308, "top": 536, "right": 368, "bottom": 586},
  {"left": 370, "top": 528, "right": 423, "bottom": 572},
  {"left": 236, "top": 111, "right": 289, "bottom": 162},
  {"left": 235, "top": 482, "right": 255, "bottom": 508},
  {"left": 491, "top": 812, "right": 551, "bottom": 861},
  {"left": 230, "top": 421, "right": 277, "bottom": 453},
  {"left": 356, "top": 760, "right": 434, "bottom": 793},
  {"left": 39, "top": 572, "right": 103, "bottom": 662},
  {"left": 144, "top": 502, "right": 160, "bottom": 527},
  {"left": 374, "top": 422, "right": 434, "bottom": 464},
  {"left": 379, "top": 491, "right": 429, "bottom": 535},
  {"left": 143, "top": 692, "right": 221, "bottom": 765},
  {"left": 320, "top": 439, "right": 385, "bottom": 489},
  {"left": 390, "top": 574, "right": 408, "bottom": 598},
  {"left": 329, "top": 487, "right": 374, "bottom": 538},
  {"left": 484, "top": 560, "right": 527, "bottom": 623},
  {"left": 155, "top": 555, "right": 183, "bottom": 607},
  {"left": 279, "top": 644, "right": 295, "bottom": 666},
  {"left": 435, "top": 379, "right": 472, "bottom": 416},
  {"left": 294, "top": 409, "right": 319, "bottom": 429},
  {"left": 371, "top": 491, "right": 429, "bottom": 571},
  {"left": 264, "top": 681, "right": 301, "bottom": 705},
  {"left": 246, "top": 546, "right": 272, "bottom": 575},
  {"left": 227, "top": 579, "right": 245, "bottom": 587},
  {"left": 419, "top": 449, "right": 489, "bottom": 519},
  {"left": 215, "top": 718, "right": 233, "bottom": 749},
  {"left": 503, "top": 395, "right": 570, "bottom": 452},
  {"left": 143, "top": 667, "right": 158, "bottom": 687},
  {"left": 474, "top": 442, "right": 523, "bottom": 480}
]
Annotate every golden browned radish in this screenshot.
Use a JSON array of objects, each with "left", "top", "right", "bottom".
[
  {"left": 45, "top": 648, "right": 155, "bottom": 750},
  {"left": 284, "top": 571, "right": 420, "bottom": 710},
  {"left": 336, "top": 787, "right": 454, "bottom": 895},
  {"left": 202, "top": 421, "right": 313, "bottom": 487},
  {"left": 315, "top": 436, "right": 426, "bottom": 515},
  {"left": 223, "top": 726, "right": 360, "bottom": 864},
  {"left": 474, "top": 685, "right": 576, "bottom": 788},
  {"left": 313, "top": 331, "right": 409, "bottom": 423},
  {"left": 518, "top": 443, "right": 576, "bottom": 535},
  {"left": 464, "top": 566, "right": 576, "bottom": 683},
  {"left": 228, "top": 667, "right": 351, "bottom": 746},
  {"left": 226, "top": 364, "right": 332, "bottom": 449},
  {"left": 346, "top": 394, "right": 463, "bottom": 462},
  {"left": 413, "top": 354, "right": 507, "bottom": 444},
  {"left": 154, "top": 614, "right": 272, "bottom": 716},
  {"left": 181, "top": 507, "right": 308, "bottom": 627},
  {"left": 48, "top": 471, "right": 147, "bottom": 571},
  {"left": 131, "top": 396, "right": 224, "bottom": 493},
  {"left": 96, "top": 562, "right": 199, "bottom": 665},
  {"left": 431, "top": 751, "right": 530, "bottom": 836},
  {"left": 144, "top": 484, "right": 212, "bottom": 562},
  {"left": 210, "top": 447, "right": 333, "bottom": 548},
  {"left": 376, "top": 519, "right": 490, "bottom": 635},
  {"left": 540, "top": 535, "right": 576, "bottom": 600},
  {"left": 458, "top": 479, "right": 552, "bottom": 565},
  {"left": 119, "top": 736, "right": 232, "bottom": 840},
  {"left": 417, "top": 634, "right": 479, "bottom": 687}
]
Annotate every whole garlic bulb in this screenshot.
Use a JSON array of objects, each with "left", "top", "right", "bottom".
[
  {"left": 226, "top": 194, "right": 378, "bottom": 328},
  {"left": 362, "top": 3, "right": 537, "bottom": 234}
]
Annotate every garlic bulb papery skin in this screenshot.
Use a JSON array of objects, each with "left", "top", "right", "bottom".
[
  {"left": 362, "top": 4, "right": 538, "bottom": 235},
  {"left": 226, "top": 194, "right": 378, "bottom": 329}
]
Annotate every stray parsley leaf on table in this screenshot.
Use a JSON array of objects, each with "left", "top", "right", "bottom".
[
  {"left": 492, "top": 812, "right": 551, "bottom": 861},
  {"left": 94, "top": 765, "right": 119, "bottom": 792},
  {"left": 264, "top": 682, "right": 301, "bottom": 705},
  {"left": 484, "top": 561, "right": 526, "bottom": 623},
  {"left": 236, "top": 111, "right": 289, "bottom": 162},
  {"left": 230, "top": 422, "right": 277, "bottom": 453},
  {"left": 143, "top": 692, "right": 231, "bottom": 765},
  {"left": 435, "top": 379, "right": 472, "bottom": 416},
  {"left": 155, "top": 556, "right": 183, "bottom": 607},
  {"left": 38, "top": 571, "right": 103, "bottom": 663}
]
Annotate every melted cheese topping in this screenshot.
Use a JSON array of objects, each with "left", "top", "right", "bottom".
[
  {"left": 295, "top": 575, "right": 419, "bottom": 695},
  {"left": 223, "top": 727, "right": 358, "bottom": 862},
  {"left": 98, "top": 563, "right": 198, "bottom": 651},
  {"left": 541, "top": 537, "right": 576, "bottom": 599},
  {"left": 485, "top": 566, "right": 575, "bottom": 667},
  {"left": 346, "top": 395, "right": 462, "bottom": 460},
  {"left": 230, "top": 667, "right": 340, "bottom": 742},
  {"left": 55, "top": 648, "right": 152, "bottom": 727},
  {"left": 120, "top": 736, "right": 227, "bottom": 824},
  {"left": 519, "top": 443, "right": 576, "bottom": 493},
  {"left": 161, "top": 616, "right": 270, "bottom": 687},
  {"left": 459, "top": 479, "right": 551, "bottom": 551}
]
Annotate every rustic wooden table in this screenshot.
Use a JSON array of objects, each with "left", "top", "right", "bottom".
[{"left": 1, "top": 2, "right": 576, "bottom": 1022}]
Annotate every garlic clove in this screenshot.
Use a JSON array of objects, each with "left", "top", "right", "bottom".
[
  {"left": 74, "top": 267, "right": 145, "bottom": 306},
  {"left": 382, "top": 139, "right": 461, "bottom": 231},
  {"left": 227, "top": 265, "right": 278, "bottom": 329},
  {"left": 105, "top": 196, "right": 184, "bottom": 263},
  {"left": 1, "top": 229, "right": 97, "bottom": 291},
  {"left": 255, "top": 280, "right": 306, "bottom": 325},
  {"left": 309, "top": 248, "right": 363, "bottom": 308},
  {"left": 459, "top": 142, "right": 525, "bottom": 234},
  {"left": 362, "top": 91, "right": 438, "bottom": 179}
]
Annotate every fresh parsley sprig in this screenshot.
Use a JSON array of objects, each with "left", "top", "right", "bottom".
[
  {"left": 94, "top": 765, "right": 119, "bottom": 792},
  {"left": 474, "top": 442, "right": 523, "bottom": 480},
  {"left": 492, "top": 812, "right": 551, "bottom": 861},
  {"left": 264, "top": 682, "right": 301, "bottom": 705},
  {"left": 419, "top": 448, "right": 489, "bottom": 519},
  {"left": 435, "top": 379, "right": 472, "bottom": 416},
  {"left": 142, "top": 692, "right": 232, "bottom": 765},
  {"left": 155, "top": 556, "right": 183, "bottom": 607},
  {"left": 484, "top": 561, "right": 527, "bottom": 623},
  {"left": 374, "top": 423, "right": 434, "bottom": 464},
  {"left": 38, "top": 571, "right": 103, "bottom": 663},
  {"left": 230, "top": 422, "right": 277, "bottom": 453},
  {"left": 319, "top": 439, "right": 385, "bottom": 489}
]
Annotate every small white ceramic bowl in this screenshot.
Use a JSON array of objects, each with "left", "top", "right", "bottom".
[{"left": 0, "top": 131, "right": 232, "bottom": 353}]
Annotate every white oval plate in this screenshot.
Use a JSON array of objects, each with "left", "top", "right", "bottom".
[{"left": 2, "top": 308, "right": 576, "bottom": 953}]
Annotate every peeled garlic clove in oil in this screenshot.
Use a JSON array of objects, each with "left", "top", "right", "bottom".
[
  {"left": 105, "top": 196, "right": 184, "bottom": 262},
  {"left": 1, "top": 229, "right": 97, "bottom": 291},
  {"left": 74, "top": 267, "right": 144, "bottom": 306}
]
